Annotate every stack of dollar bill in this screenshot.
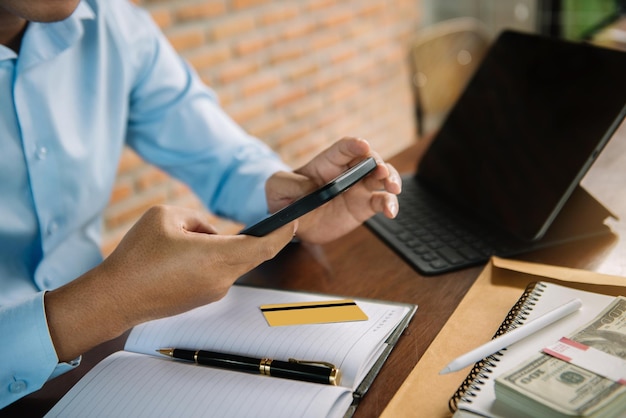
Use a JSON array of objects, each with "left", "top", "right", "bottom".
[{"left": 495, "top": 297, "right": 626, "bottom": 418}]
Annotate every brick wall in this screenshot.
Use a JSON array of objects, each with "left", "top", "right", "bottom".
[{"left": 102, "top": 0, "right": 422, "bottom": 255}]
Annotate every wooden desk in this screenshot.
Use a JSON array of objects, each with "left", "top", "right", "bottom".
[{"left": 4, "top": 120, "right": 625, "bottom": 418}]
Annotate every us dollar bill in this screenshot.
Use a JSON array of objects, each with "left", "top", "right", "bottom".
[
  {"left": 495, "top": 297, "right": 626, "bottom": 417},
  {"left": 570, "top": 297, "right": 626, "bottom": 360}
]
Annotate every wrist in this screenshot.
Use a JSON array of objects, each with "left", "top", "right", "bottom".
[{"left": 44, "top": 268, "right": 131, "bottom": 363}]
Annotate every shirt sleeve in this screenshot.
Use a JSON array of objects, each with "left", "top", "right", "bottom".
[
  {"left": 120, "top": 6, "right": 290, "bottom": 226},
  {"left": 0, "top": 292, "right": 79, "bottom": 409}
]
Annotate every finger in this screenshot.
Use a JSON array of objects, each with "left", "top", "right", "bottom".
[
  {"left": 359, "top": 163, "right": 402, "bottom": 194},
  {"left": 370, "top": 192, "right": 400, "bottom": 219},
  {"left": 332, "top": 144, "right": 398, "bottom": 193},
  {"left": 297, "top": 137, "right": 372, "bottom": 178},
  {"left": 221, "top": 221, "right": 298, "bottom": 267},
  {"left": 332, "top": 137, "right": 372, "bottom": 163},
  {"left": 381, "top": 163, "right": 402, "bottom": 194},
  {"left": 265, "top": 171, "right": 316, "bottom": 212},
  {"left": 182, "top": 213, "right": 220, "bottom": 235}
]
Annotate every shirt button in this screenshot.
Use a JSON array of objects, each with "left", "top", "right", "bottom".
[
  {"left": 42, "top": 277, "right": 53, "bottom": 288},
  {"left": 47, "top": 221, "right": 59, "bottom": 236},
  {"left": 35, "top": 146, "right": 48, "bottom": 160},
  {"left": 8, "top": 380, "right": 27, "bottom": 393}
]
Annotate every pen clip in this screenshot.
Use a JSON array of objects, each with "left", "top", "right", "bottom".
[
  {"left": 288, "top": 358, "right": 336, "bottom": 370},
  {"left": 289, "top": 358, "right": 342, "bottom": 386}
]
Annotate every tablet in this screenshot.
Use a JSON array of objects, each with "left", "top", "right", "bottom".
[
  {"left": 416, "top": 30, "right": 626, "bottom": 242},
  {"left": 240, "top": 157, "right": 377, "bottom": 237}
]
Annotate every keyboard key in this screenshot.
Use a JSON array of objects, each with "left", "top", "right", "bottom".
[
  {"left": 429, "top": 259, "right": 448, "bottom": 270},
  {"left": 437, "top": 247, "right": 464, "bottom": 265},
  {"left": 457, "top": 246, "right": 482, "bottom": 260}
]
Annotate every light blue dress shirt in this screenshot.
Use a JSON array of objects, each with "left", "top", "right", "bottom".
[{"left": 0, "top": 0, "right": 289, "bottom": 408}]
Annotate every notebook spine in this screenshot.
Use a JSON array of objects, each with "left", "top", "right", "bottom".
[{"left": 448, "top": 281, "right": 546, "bottom": 412}]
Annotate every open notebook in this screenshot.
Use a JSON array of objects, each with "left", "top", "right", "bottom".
[{"left": 45, "top": 285, "right": 415, "bottom": 418}]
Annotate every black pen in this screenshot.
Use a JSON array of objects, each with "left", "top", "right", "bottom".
[{"left": 157, "top": 348, "right": 341, "bottom": 386}]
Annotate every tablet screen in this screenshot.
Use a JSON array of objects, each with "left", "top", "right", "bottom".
[{"left": 417, "top": 31, "right": 626, "bottom": 242}]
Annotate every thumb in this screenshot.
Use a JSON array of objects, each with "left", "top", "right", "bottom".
[
  {"left": 261, "top": 220, "right": 298, "bottom": 253},
  {"left": 234, "top": 220, "right": 298, "bottom": 266},
  {"left": 266, "top": 172, "right": 316, "bottom": 213}
]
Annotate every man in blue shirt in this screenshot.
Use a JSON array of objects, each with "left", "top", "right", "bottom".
[{"left": 0, "top": 0, "right": 402, "bottom": 408}]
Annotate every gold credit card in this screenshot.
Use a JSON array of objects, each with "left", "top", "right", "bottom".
[{"left": 260, "top": 299, "right": 368, "bottom": 326}]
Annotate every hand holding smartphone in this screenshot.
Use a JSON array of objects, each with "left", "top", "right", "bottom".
[{"left": 239, "top": 157, "right": 377, "bottom": 237}]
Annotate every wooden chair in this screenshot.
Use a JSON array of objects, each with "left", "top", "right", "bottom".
[{"left": 409, "top": 18, "right": 492, "bottom": 138}]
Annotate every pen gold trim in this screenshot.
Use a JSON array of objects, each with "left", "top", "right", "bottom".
[
  {"left": 289, "top": 359, "right": 341, "bottom": 385},
  {"left": 259, "top": 358, "right": 272, "bottom": 376}
]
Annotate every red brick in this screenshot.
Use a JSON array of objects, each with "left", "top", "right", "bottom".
[
  {"left": 104, "top": 190, "right": 168, "bottom": 229},
  {"left": 136, "top": 167, "right": 170, "bottom": 191},
  {"left": 231, "top": 0, "right": 271, "bottom": 10},
  {"left": 175, "top": 0, "right": 226, "bottom": 22},
  {"left": 215, "top": 85, "right": 237, "bottom": 107},
  {"left": 346, "top": 22, "right": 370, "bottom": 39},
  {"left": 280, "top": 19, "right": 317, "bottom": 40},
  {"left": 312, "top": 69, "right": 343, "bottom": 90},
  {"left": 358, "top": 2, "right": 387, "bottom": 18},
  {"left": 305, "top": 0, "right": 336, "bottom": 13},
  {"left": 274, "top": 122, "right": 312, "bottom": 147},
  {"left": 363, "top": 31, "right": 392, "bottom": 50},
  {"left": 272, "top": 86, "right": 308, "bottom": 109},
  {"left": 309, "top": 32, "right": 342, "bottom": 51},
  {"left": 269, "top": 43, "right": 304, "bottom": 65},
  {"left": 284, "top": 133, "right": 329, "bottom": 165},
  {"left": 234, "top": 33, "right": 276, "bottom": 56},
  {"left": 149, "top": 8, "right": 173, "bottom": 29},
  {"left": 185, "top": 45, "right": 232, "bottom": 70},
  {"left": 210, "top": 14, "right": 256, "bottom": 41},
  {"left": 241, "top": 73, "right": 281, "bottom": 97},
  {"left": 167, "top": 26, "right": 205, "bottom": 51},
  {"left": 319, "top": 7, "right": 353, "bottom": 28},
  {"left": 108, "top": 179, "right": 133, "bottom": 205},
  {"left": 100, "top": 228, "right": 127, "bottom": 257},
  {"left": 258, "top": 5, "right": 298, "bottom": 26},
  {"left": 246, "top": 114, "right": 286, "bottom": 139},
  {"left": 286, "top": 62, "right": 319, "bottom": 82},
  {"left": 286, "top": 95, "right": 324, "bottom": 120},
  {"left": 312, "top": 106, "right": 342, "bottom": 131},
  {"left": 170, "top": 181, "right": 195, "bottom": 199},
  {"left": 329, "top": 46, "right": 357, "bottom": 64},
  {"left": 228, "top": 100, "right": 267, "bottom": 125},
  {"left": 217, "top": 60, "right": 259, "bottom": 84},
  {"left": 116, "top": 149, "right": 144, "bottom": 175}
]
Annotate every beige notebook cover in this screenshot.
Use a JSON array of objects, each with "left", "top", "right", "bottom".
[{"left": 381, "top": 257, "right": 626, "bottom": 418}]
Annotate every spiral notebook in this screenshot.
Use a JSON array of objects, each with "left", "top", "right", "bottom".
[{"left": 450, "top": 281, "right": 617, "bottom": 418}]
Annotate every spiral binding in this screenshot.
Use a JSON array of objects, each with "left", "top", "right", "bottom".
[{"left": 448, "top": 281, "right": 546, "bottom": 412}]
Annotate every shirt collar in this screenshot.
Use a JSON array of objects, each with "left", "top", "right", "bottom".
[{"left": 11, "top": 1, "right": 95, "bottom": 69}]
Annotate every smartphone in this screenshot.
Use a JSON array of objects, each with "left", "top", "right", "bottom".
[{"left": 240, "top": 157, "right": 377, "bottom": 237}]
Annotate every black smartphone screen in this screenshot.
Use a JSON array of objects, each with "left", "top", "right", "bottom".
[{"left": 240, "top": 157, "right": 377, "bottom": 237}]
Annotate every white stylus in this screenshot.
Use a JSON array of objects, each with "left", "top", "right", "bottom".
[{"left": 439, "top": 298, "right": 583, "bottom": 374}]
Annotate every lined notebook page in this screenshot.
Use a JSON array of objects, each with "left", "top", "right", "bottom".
[
  {"left": 125, "top": 285, "right": 410, "bottom": 389},
  {"left": 45, "top": 351, "right": 352, "bottom": 418}
]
